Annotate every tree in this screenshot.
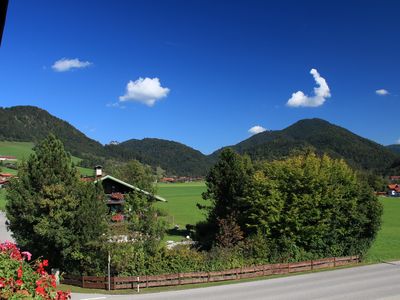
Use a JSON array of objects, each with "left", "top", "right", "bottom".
[
  {"left": 244, "top": 153, "right": 383, "bottom": 259},
  {"left": 6, "top": 135, "right": 108, "bottom": 272},
  {"left": 196, "top": 148, "right": 253, "bottom": 248},
  {"left": 113, "top": 160, "right": 156, "bottom": 193}
]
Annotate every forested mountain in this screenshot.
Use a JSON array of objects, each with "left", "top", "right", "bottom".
[
  {"left": 212, "top": 118, "right": 399, "bottom": 173},
  {"left": 387, "top": 144, "right": 400, "bottom": 154},
  {"left": 107, "top": 138, "right": 212, "bottom": 176},
  {"left": 0, "top": 106, "right": 106, "bottom": 158},
  {"left": 0, "top": 106, "right": 211, "bottom": 176},
  {"left": 1, "top": 106, "right": 398, "bottom": 176}
]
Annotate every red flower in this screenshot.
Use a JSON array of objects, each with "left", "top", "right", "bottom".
[
  {"left": 35, "top": 286, "right": 46, "bottom": 296},
  {"left": 43, "top": 259, "right": 49, "bottom": 267},
  {"left": 17, "top": 265, "right": 23, "bottom": 278},
  {"left": 16, "top": 279, "right": 23, "bottom": 286}
]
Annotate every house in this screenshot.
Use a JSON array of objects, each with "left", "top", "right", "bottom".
[
  {"left": 389, "top": 176, "right": 400, "bottom": 182},
  {"left": 0, "top": 173, "right": 14, "bottom": 188},
  {"left": 0, "top": 156, "right": 17, "bottom": 161},
  {"left": 387, "top": 184, "right": 400, "bottom": 197},
  {"left": 88, "top": 166, "right": 166, "bottom": 216}
]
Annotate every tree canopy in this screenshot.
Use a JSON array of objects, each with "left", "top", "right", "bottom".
[
  {"left": 6, "top": 135, "right": 108, "bottom": 273},
  {"left": 197, "top": 150, "right": 383, "bottom": 259}
]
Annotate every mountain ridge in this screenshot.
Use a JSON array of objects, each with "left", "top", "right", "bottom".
[{"left": 0, "top": 105, "right": 398, "bottom": 176}]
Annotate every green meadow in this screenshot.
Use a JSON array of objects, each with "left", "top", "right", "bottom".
[
  {"left": 155, "top": 182, "right": 208, "bottom": 241},
  {"left": 0, "top": 141, "right": 93, "bottom": 176},
  {"left": 366, "top": 196, "right": 400, "bottom": 262}
]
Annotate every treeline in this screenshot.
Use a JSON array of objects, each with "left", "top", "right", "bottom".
[
  {"left": 1, "top": 106, "right": 398, "bottom": 178},
  {"left": 6, "top": 136, "right": 383, "bottom": 277}
]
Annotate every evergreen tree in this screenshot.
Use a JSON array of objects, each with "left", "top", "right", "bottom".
[
  {"left": 196, "top": 148, "right": 253, "bottom": 248},
  {"left": 6, "top": 135, "right": 108, "bottom": 272}
]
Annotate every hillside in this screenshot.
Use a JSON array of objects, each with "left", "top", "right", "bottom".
[
  {"left": 212, "top": 119, "right": 399, "bottom": 172},
  {"left": 387, "top": 144, "right": 400, "bottom": 154},
  {"left": 107, "top": 138, "right": 212, "bottom": 176},
  {"left": 0, "top": 106, "right": 105, "bottom": 159},
  {"left": 0, "top": 141, "right": 94, "bottom": 176},
  {"left": 0, "top": 106, "right": 210, "bottom": 176},
  {"left": 1, "top": 106, "right": 398, "bottom": 176}
]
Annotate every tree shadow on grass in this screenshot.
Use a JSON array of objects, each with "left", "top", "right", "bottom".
[{"left": 166, "top": 227, "right": 189, "bottom": 239}]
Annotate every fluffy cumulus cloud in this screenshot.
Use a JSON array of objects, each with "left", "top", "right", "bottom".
[
  {"left": 375, "top": 89, "right": 389, "bottom": 96},
  {"left": 248, "top": 125, "right": 267, "bottom": 135},
  {"left": 119, "top": 77, "right": 170, "bottom": 107},
  {"left": 52, "top": 58, "right": 92, "bottom": 72},
  {"left": 287, "top": 69, "right": 331, "bottom": 107}
]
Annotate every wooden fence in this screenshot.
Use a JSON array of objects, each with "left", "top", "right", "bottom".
[{"left": 62, "top": 256, "right": 359, "bottom": 290}]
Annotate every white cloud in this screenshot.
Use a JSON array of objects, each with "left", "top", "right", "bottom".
[
  {"left": 119, "top": 77, "right": 170, "bottom": 107},
  {"left": 375, "top": 89, "right": 389, "bottom": 96},
  {"left": 396, "top": 138, "right": 400, "bottom": 144},
  {"left": 287, "top": 68, "right": 331, "bottom": 107},
  {"left": 248, "top": 125, "right": 267, "bottom": 135},
  {"left": 52, "top": 58, "right": 92, "bottom": 72}
]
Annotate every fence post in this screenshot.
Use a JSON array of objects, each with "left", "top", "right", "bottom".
[
  {"left": 137, "top": 276, "right": 140, "bottom": 293},
  {"left": 146, "top": 275, "right": 148, "bottom": 288},
  {"left": 207, "top": 272, "right": 210, "bottom": 283},
  {"left": 81, "top": 276, "right": 85, "bottom": 288},
  {"left": 311, "top": 260, "right": 314, "bottom": 271},
  {"left": 178, "top": 273, "right": 182, "bottom": 285},
  {"left": 334, "top": 257, "right": 336, "bottom": 267},
  {"left": 236, "top": 268, "right": 239, "bottom": 280}
]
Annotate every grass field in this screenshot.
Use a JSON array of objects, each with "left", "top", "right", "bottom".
[
  {"left": 366, "top": 196, "right": 400, "bottom": 262},
  {"left": 155, "top": 182, "right": 208, "bottom": 241},
  {"left": 0, "top": 141, "right": 93, "bottom": 176}
]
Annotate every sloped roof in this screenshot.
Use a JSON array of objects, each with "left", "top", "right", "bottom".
[{"left": 95, "top": 175, "right": 167, "bottom": 202}]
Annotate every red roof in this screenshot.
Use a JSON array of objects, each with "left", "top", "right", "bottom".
[
  {"left": 0, "top": 180, "right": 9, "bottom": 184},
  {"left": 0, "top": 155, "right": 16, "bottom": 159},
  {"left": 0, "top": 173, "right": 13, "bottom": 177},
  {"left": 390, "top": 176, "right": 400, "bottom": 180},
  {"left": 388, "top": 184, "right": 399, "bottom": 190}
]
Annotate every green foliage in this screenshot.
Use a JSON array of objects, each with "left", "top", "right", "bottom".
[
  {"left": 110, "top": 160, "right": 156, "bottom": 193},
  {"left": 197, "top": 149, "right": 253, "bottom": 248},
  {"left": 5, "top": 135, "right": 108, "bottom": 274},
  {"left": 244, "top": 153, "right": 383, "bottom": 258}
]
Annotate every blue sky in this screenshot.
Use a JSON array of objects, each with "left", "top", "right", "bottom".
[{"left": 0, "top": 0, "right": 399, "bottom": 154}]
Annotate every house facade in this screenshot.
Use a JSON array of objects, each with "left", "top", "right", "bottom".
[{"left": 88, "top": 167, "right": 166, "bottom": 219}]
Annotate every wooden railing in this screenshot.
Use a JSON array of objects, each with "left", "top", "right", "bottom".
[{"left": 62, "top": 256, "right": 359, "bottom": 290}]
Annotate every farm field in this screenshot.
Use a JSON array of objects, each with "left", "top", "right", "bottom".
[
  {"left": 155, "top": 182, "right": 208, "bottom": 241},
  {"left": 0, "top": 141, "right": 93, "bottom": 176},
  {"left": 366, "top": 196, "right": 400, "bottom": 262}
]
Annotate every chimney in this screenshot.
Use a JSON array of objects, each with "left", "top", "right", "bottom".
[{"left": 94, "top": 165, "right": 103, "bottom": 178}]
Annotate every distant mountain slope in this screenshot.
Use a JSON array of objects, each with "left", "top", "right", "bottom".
[
  {"left": 387, "top": 144, "right": 400, "bottom": 154},
  {"left": 1, "top": 106, "right": 398, "bottom": 176},
  {"left": 0, "top": 106, "right": 105, "bottom": 158},
  {"left": 212, "top": 119, "right": 399, "bottom": 172},
  {"left": 108, "top": 138, "right": 212, "bottom": 176}
]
